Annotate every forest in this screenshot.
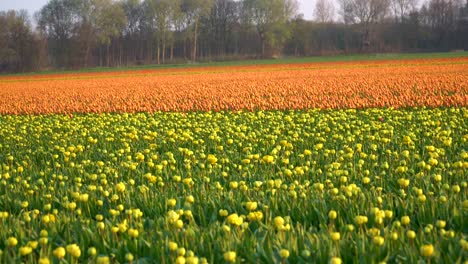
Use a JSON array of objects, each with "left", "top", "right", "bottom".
[{"left": 1, "top": 0, "right": 467, "bottom": 73}]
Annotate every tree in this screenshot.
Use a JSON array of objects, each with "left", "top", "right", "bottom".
[
  {"left": 243, "top": 0, "right": 298, "bottom": 56},
  {"left": 91, "top": 0, "right": 127, "bottom": 66},
  {"left": 37, "top": 0, "right": 81, "bottom": 67},
  {"left": 286, "top": 15, "right": 310, "bottom": 55},
  {"left": 339, "top": 0, "right": 390, "bottom": 49},
  {"left": 146, "top": 0, "right": 181, "bottom": 64},
  {"left": 391, "top": 0, "right": 417, "bottom": 22},
  {"left": 0, "top": 10, "right": 42, "bottom": 72},
  {"left": 182, "top": 0, "right": 214, "bottom": 61},
  {"left": 205, "top": 0, "right": 240, "bottom": 57},
  {"left": 315, "top": 0, "right": 335, "bottom": 23},
  {"left": 122, "top": 0, "right": 147, "bottom": 64}
]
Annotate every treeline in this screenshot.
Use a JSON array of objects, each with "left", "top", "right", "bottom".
[{"left": 1, "top": 0, "right": 468, "bottom": 73}]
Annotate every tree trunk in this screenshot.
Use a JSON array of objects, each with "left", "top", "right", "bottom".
[
  {"left": 99, "top": 46, "right": 102, "bottom": 67},
  {"left": 107, "top": 44, "right": 110, "bottom": 67},
  {"left": 157, "top": 42, "right": 160, "bottom": 65},
  {"left": 170, "top": 42, "right": 174, "bottom": 62},
  {"left": 119, "top": 42, "right": 122, "bottom": 67},
  {"left": 183, "top": 37, "right": 187, "bottom": 59},
  {"left": 261, "top": 39, "right": 265, "bottom": 57},
  {"left": 84, "top": 43, "right": 90, "bottom": 68},
  {"left": 162, "top": 38, "right": 166, "bottom": 64},
  {"left": 193, "top": 18, "right": 198, "bottom": 61},
  {"left": 148, "top": 39, "right": 153, "bottom": 64}
]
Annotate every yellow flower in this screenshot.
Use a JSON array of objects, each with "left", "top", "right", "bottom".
[
  {"left": 330, "top": 232, "right": 340, "bottom": 241},
  {"left": 96, "top": 256, "right": 110, "bottom": 264},
  {"left": 219, "top": 209, "right": 229, "bottom": 217},
  {"left": 125, "top": 253, "right": 134, "bottom": 262},
  {"left": 398, "top": 178, "right": 410, "bottom": 188},
  {"left": 27, "top": 241, "right": 38, "bottom": 249},
  {"left": 245, "top": 201, "right": 257, "bottom": 211},
  {"left": 67, "top": 202, "right": 77, "bottom": 210},
  {"left": 207, "top": 154, "right": 218, "bottom": 164},
  {"left": 88, "top": 247, "right": 97, "bottom": 256},
  {"left": 230, "top": 181, "right": 239, "bottom": 189},
  {"left": 66, "top": 244, "right": 81, "bottom": 258},
  {"left": 53, "top": 247, "right": 66, "bottom": 259},
  {"left": 328, "top": 210, "right": 337, "bottom": 220},
  {"left": 363, "top": 177, "right": 371, "bottom": 184},
  {"left": 384, "top": 210, "right": 393, "bottom": 219},
  {"left": 186, "top": 195, "right": 195, "bottom": 204},
  {"left": 439, "top": 196, "right": 447, "bottom": 203},
  {"left": 373, "top": 236, "right": 385, "bottom": 246},
  {"left": 40, "top": 230, "right": 48, "bottom": 237},
  {"left": 420, "top": 244, "right": 434, "bottom": 257},
  {"left": 116, "top": 182, "right": 126, "bottom": 193},
  {"left": 38, "top": 258, "right": 50, "bottom": 264},
  {"left": 39, "top": 237, "right": 48, "bottom": 245},
  {"left": 97, "top": 222, "right": 105, "bottom": 230},
  {"left": 227, "top": 213, "right": 243, "bottom": 226},
  {"left": 175, "top": 219, "right": 184, "bottom": 229},
  {"left": 436, "top": 220, "right": 446, "bottom": 229},
  {"left": 274, "top": 216, "right": 285, "bottom": 229},
  {"left": 7, "top": 237, "right": 18, "bottom": 247},
  {"left": 168, "top": 241, "right": 178, "bottom": 251},
  {"left": 463, "top": 199, "right": 468, "bottom": 210},
  {"left": 42, "top": 214, "right": 51, "bottom": 224},
  {"left": 128, "top": 228, "right": 139, "bottom": 238},
  {"left": 301, "top": 249, "right": 311, "bottom": 258},
  {"left": 418, "top": 194, "right": 426, "bottom": 203},
  {"left": 355, "top": 215, "right": 368, "bottom": 225},
  {"left": 406, "top": 230, "right": 416, "bottom": 240},
  {"left": 167, "top": 198, "right": 177, "bottom": 207},
  {"left": 262, "top": 155, "right": 274, "bottom": 163},
  {"left": 247, "top": 211, "right": 263, "bottom": 221},
  {"left": 401, "top": 216, "right": 410, "bottom": 226},
  {"left": 222, "top": 224, "right": 231, "bottom": 233},
  {"left": 186, "top": 256, "right": 198, "bottom": 264},
  {"left": 177, "top": 247, "right": 186, "bottom": 256},
  {"left": 175, "top": 256, "right": 186, "bottom": 264},
  {"left": 19, "top": 246, "right": 33, "bottom": 256},
  {"left": 279, "top": 249, "right": 290, "bottom": 259},
  {"left": 223, "top": 251, "right": 236, "bottom": 262},
  {"left": 330, "top": 257, "right": 342, "bottom": 264}
]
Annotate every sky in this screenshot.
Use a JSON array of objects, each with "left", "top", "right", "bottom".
[{"left": 0, "top": 0, "right": 315, "bottom": 20}]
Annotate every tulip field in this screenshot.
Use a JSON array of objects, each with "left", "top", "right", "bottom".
[{"left": 0, "top": 57, "right": 467, "bottom": 264}]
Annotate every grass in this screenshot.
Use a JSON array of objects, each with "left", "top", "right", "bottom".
[{"left": 3, "top": 51, "right": 468, "bottom": 77}]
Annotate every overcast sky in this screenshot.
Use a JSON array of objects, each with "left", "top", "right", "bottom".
[{"left": 0, "top": 0, "right": 314, "bottom": 20}]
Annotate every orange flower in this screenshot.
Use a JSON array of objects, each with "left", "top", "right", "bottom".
[{"left": 0, "top": 58, "right": 466, "bottom": 114}]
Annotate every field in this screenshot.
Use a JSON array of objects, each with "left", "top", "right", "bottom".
[{"left": 0, "top": 56, "right": 467, "bottom": 263}]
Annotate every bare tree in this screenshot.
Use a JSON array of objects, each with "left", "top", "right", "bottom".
[
  {"left": 37, "top": 0, "right": 82, "bottom": 67},
  {"left": 315, "top": 0, "right": 335, "bottom": 23},
  {"left": 0, "top": 10, "right": 42, "bottom": 72},
  {"left": 182, "top": 0, "right": 214, "bottom": 61},
  {"left": 339, "top": 0, "right": 390, "bottom": 48},
  {"left": 391, "top": 0, "right": 417, "bottom": 22},
  {"left": 146, "top": 0, "right": 181, "bottom": 64}
]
